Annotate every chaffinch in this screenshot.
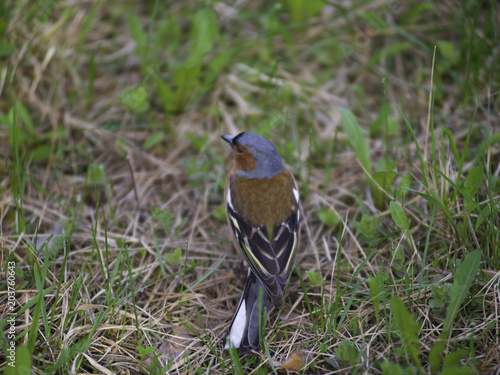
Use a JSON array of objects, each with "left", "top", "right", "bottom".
[{"left": 221, "top": 131, "right": 300, "bottom": 355}]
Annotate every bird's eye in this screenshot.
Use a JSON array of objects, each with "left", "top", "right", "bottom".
[{"left": 237, "top": 146, "right": 244, "bottom": 153}]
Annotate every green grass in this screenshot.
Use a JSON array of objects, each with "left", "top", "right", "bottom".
[{"left": 1, "top": 0, "right": 499, "bottom": 374}]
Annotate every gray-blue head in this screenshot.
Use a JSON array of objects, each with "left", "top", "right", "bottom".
[{"left": 221, "top": 132, "right": 284, "bottom": 179}]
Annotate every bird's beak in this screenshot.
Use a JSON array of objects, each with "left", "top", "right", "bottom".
[{"left": 221, "top": 135, "right": 235, "bottom": 146}]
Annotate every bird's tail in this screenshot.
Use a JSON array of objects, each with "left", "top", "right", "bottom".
[{"left": 225, "top": 270, "right": 271, "bottom": 354}]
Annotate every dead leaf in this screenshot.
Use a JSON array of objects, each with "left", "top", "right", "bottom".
[{"left": 278, "top": 353, "right": 306, "bottom": 372}]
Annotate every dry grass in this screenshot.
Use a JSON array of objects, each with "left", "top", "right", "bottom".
[{"left": 1, "top": 0, "right": 499, "bottom": 374}]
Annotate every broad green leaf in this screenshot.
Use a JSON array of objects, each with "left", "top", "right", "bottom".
[
  {"left": 400, "top": 2, "right": 434, "bottom": 24},
  {"left": 339, "top": 107, "right": 372, "bottom": 174},
  {"left": 0, "top": 40, "right": 16, "bottom": 57},
  {"left": 463, "top": 166, "right": 483, "bottom": 212},
  {"left": 396, "top": 174, "right": 412, "bottom": 201},
  {"left": 45, "top": 337, "right": 91, "bottom": 373},
  {"left": 120, "top": 86, "right": 149, "bottom": 113},
  {"left": 127, "top": 12, "right": 146, "bottom": 52},
  {"left": 352, "top": 214, "right": 383, "bottom": 246},
  {"left": 443, "top": 250, "right": 481, "bottom": 333},
  {"left": 306, "top": 269, "right": 324, "bottom": 287},
  {"left": 430, "top": 250, "right": 481, "bottom": 372},
  {"left": 438, "top": 40, "right": 458, "bottom": 64},
  {"left": 340, "top": 107, "right": 389, "bottom": 208},
  {"left": 15, "top": 101, "right": 35, "bottom": 135},
  {"left": 442, "top": 127, "right": 460, "bottom": 162},
  {"left": 390, "top": 298, "right": 422, "bottom": 367},
  {"left": 165, "top": 247, "right": 182, "bottom": 265},
  {"left": 370, "top": 103, "right": 399, "bottom": 137},
  {"left": 369, "top": 274, "right": 384, "bottom": 324},
  {"left": 373, "top": 170, "right": 397, "bottom": 192},
  {"left": 315, "top": 209, "right": 341, "bottom": 227},
  {"left": 335, "top": 340, "right": 356, "bottom": 365},
  {"left": 142, "top": 131, "right": 164, "bottom": 150},
  {"left": 88, "top": 163, "right": 106, "bottom": 185},
  {"left": 188, "top": 9, "right": 218, "bottom": 64},
  {"left": 212, "top": 205, "right": 226, "bottom": 222},
  {"left": 185, "top": 131, "right": 209, "bottom": 152},
  {"left": 31, "top": 144, "right": 52, "bottom": 162},
  {"left": 443, "top": 349, "right": 470, "bottom": 370},
  {"left": 439, "top": 367, "right": 476, "bottom": 375},
  {"left": 361, "top": 10, "right": 387, "bottom": 30},
  {"left": 380, "top": 359, "right": 407, "bottom": 375},
  {"left": 153, "top": 209, "right": 174, "bottom": 233},
  {"left": 286, "top": 0, "right": 324, "bottom": 23},
  {"left": 472, "top": 132, "right": 500, "bottom": 163},
  {"left": 137, "top": 345, "right": 154, "bottom": 360},
  {"left": 172, "top": 65, "right": 201, "bottom": 113},
  {"left": 368, "top": 42, "right": 413, "bottom": 68},
  {"left": 4, "top": 346, "right": 32, "bottom": 375},
  {"left": 77, "top": 3, "right": 99, "bottom": 48},
  {"left": 390, "top": 201, "right": 408, "bottom": 232}
]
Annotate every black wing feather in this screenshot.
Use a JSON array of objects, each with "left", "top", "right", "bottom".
[{"left": 227, "top": 194, "right": 299, "bottom": 307}]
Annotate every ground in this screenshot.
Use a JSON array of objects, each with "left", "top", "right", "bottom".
[{"left": 0, "top": 1, "right": 499, "bottom": 374}]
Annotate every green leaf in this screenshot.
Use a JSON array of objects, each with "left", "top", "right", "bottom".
[
  {"left": 45, "top": 337, "right": 91, "bottom": 373},
  {"left": 442, "top": 127, "right": 460, "bottom": 162},
  {"left": 443, "top": 349, "right": 470, "bottom": 369},
  {"left": 31, "top": 144, "right": 52, "bottom": 162},
  {"left": 212, "top": 204, "right": 226, "bottom": 223},
  {"left": 390, "top": 298, "right": 422, "bottom": 367},
  {"left": 463, "top": 166, "right": 483, "bottom": 212},
  {"left": 400, "top": 2, "right": 434, "bottom": 24},
  {"left": 369, "top": 278, "right": 380, "bottom": 305},
  {"left": 153, "top": 209, "right": 174, "bottom": 233},
  {"left": 188, "top": 9, "right": 218, "bottom": 64},
  {"left": 429, "top": 250, "right": 481, "bottom": 372},
  {"left": 286, "top": 0, "right": 324, "bottom": 23},
  {"left": 137, "top": 345, "right": 154, "bottom": 360},
  {"left": 340, "top": 107, "right": 390, "bottom": 208},
  {"left": 443, "top": 250, "right": 481, "bottom": 333},
  {"left": 127, "top": 12, "right": 146, "bottom": 54},
  {"left": 315, "top": 209, "right": 341, "bottom": 227},
  {"left": 339, "top": 107, "right": 372, "bottom": 175},
  {"left": 396, "top": 174, "right": 412, "bottom": 201},
  {"left": 165, "top": 247, "right": 182, "bottom": 265},
  {"left": 15, "top": 101, "right": 35, "bottom": 135},
  {"left": 142, "top": 131, "right": 164, "bottom": 150},
  {"left": 368, "top": 42, "right": 413, "bottom": 68},
  {"left": 390, "top": 201, "right": 409, "bottom": 232},
  {"left": 369, "top": 274, "right": 384, "bottom": 324},
  {"left": 185, "top": 131, "right": 209, "bottom": 152},
  {"left": 438, "top": 40, "right": 459, "bottom": 64},
  {"left": 370, "top": 103, "right": 390, "bottom": 138},
  {"left": 0, "top": 40, "right": 16, "bottom": 57},
  {"left": 351, "top": 214, "right": 382, "bottom": 246},
  {"left": 120, "top": 86, "right": 149, "bottom": 113},
  {"left": 4, "top": 346, "right": 32, "bottom": 375},
  {"left": 373, "top": 170, "right": 397, "bottom": 193},
  {"left": 335, "top": 340, "right": 356, "bottom": 365},
  {"left": 171, "top": 65, "right": 201, "bottom": 113},
  {"left": 439, "top": 367, "right": 476, "bottom": 375},
  {"left": 380, "top": 359, "right": 407, "bottom": 375},
  {"left": 370, "top": 103, "right": 398, "bottom": 139},
  {"left": 306, "top": 269, "right": 324, "bottom": 287},
  {"left": 88, "top": 163, "right": 106, "bottom": 185},
  {"left": 429, "top": 283, "right": 451, "bottom": 312}
]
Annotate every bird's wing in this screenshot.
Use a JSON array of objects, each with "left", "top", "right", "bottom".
[{"left": 226, "top": 183, "right": 299, "bottom": 307}]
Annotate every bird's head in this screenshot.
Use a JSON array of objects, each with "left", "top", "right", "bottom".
[{"left": 221, "top": 132, "right": 284, "bottom": 179}]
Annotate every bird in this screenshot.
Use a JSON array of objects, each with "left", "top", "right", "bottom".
[{"left": 221, "top": 131, "right": 300, "bottom": 355}]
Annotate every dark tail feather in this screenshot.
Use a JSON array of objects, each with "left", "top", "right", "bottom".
[{"left": 225, "top": 270, "right": 271, "bottom": 355}]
